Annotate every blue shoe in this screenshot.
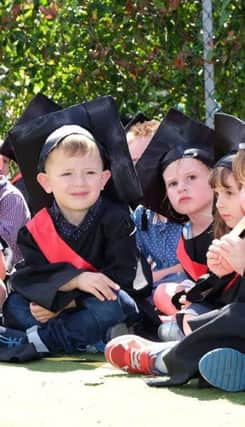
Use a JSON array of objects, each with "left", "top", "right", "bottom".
[
  {"left": 0, "top": 326, "right": 27, "bottom": 348},
  {"left": 199, "top": 348, "right": 245, "bottom": 392}
]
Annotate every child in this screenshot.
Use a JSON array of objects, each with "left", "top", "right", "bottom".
[
  {"left": 198, "top": 144, "right": 245, "bottom": 392},
  {"left": 0, "top": 97, "right": 150, "bottom": 362},
  {"left": 126, "top": 119, "right": 161, "bottom": 165},
  {"left": 148, "top": 109, "right": 219, "bottom": 337},
  {"left": 0, "top": 154, "right": 30, "bottom": 264},
  {"left": 126, "top": 118, "right": 185, "bottom": 314}
]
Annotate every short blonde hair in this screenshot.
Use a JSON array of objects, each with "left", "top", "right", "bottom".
[
  {"left": 44, "top": 134, "right": 106, "bottom": 171},
  {"left": 127, "top": 120, "right": 160, "bottom": 143},
  {"left": 57, "top": 134, "right": 100, "bottom": 158}
]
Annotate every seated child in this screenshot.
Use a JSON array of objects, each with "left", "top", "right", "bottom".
[
  {"left": 198, "top": 144, "right": 245, "bottom": 392},
  {"left": 0, "top": 97, "right": 150, "bottom": 362},
  {"left": 0, "top": 155, "right": 30, "bottom": 264},
  {"left": 148, "top": 110, "right": 217, "bottom": 336}
]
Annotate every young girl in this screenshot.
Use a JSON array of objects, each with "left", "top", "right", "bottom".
[
  {"left": 207, "top": 149, "right": 245, "bottom": 278},
  {"left": 155, "top": 152, "right": 215, "bottom": 339},
  {"left": 197, "top": 144, "right": 245, "bottom": 392},
  {"left": 147, "top": 109, "right": 219, "bottom": 339}
]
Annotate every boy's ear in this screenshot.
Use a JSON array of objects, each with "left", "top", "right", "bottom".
[
  {"left": 36, "top": 172, "right": 52, "bottom": 194},
  {"left": 101, "top": 170, "right": 111, "bottom": 189}
]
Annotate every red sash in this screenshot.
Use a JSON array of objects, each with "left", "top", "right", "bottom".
[
  {"left": 26, "top": 208, "right": 97, "bottom": 271},
  {"left": 177, "top": 236, "right": 208, "bottom": 281},
  {"left": 11, "top": 172, "right": 23, "bottom": 185},
  {"left": 223, "top": 273, "right": 240, "bottom": 293}
]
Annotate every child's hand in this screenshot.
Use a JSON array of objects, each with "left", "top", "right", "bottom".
[
  {"left": 76, "top": 272, "right": 120, "bottom": 301},
  {"left": 207, "top": 239, "right": 234, "bottom": 277},
  {"left": 207, "top": 242, "right": 232, "bottom": 277},
  {"left": 30, "top": 303, "right": 60, "bottom": 323},
  {"left": 210, "top": 236, "right": 245, "bottom": 276}
]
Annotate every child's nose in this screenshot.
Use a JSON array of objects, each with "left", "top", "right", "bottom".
[
  {"left": 74, "top": 174, "right": 87, "bottom": 185},
  {"left": 216, "top": 195, "right": 223, "bottom": 208},
  {"left": 178, "top": 182, "right": 187, "bottom": 192}
]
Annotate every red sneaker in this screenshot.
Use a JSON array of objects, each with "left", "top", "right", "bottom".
[{"left": 105, "top": 334, "right": 168, "bottom": 375}]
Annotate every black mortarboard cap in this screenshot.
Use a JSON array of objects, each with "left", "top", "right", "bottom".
[
  {"left": 134, "top": 108, "right": 227, "bottom": 222},
  {"left": 160, "top": 109, "right": 220, "bottom": 171},
  {"left": 0, "top": 93, "right": 61, "bottom": 161},
  {"left": 124, "top": 112, "right": 149, "bottom": 131},
  {"left": 9, "top": 95, "right": 143, "bottom": 213},
  {"left": 214, "top": 112, "right": 245, "bottom": 169},
  {"left": 134, "top": 110, "right": 188, "bottom": 220}
]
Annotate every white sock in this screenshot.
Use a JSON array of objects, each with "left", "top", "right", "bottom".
[{"left": 154, "top": 342, "right": 177, "bottom": 374}]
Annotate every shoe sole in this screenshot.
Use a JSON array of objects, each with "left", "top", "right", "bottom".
[{"left": 199, "top": 348, "right": 245, "bottom": 392}]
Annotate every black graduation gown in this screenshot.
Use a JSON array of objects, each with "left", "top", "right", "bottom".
[
  {"left": 11, "top": 197, "right": 151, "bottom": 311},
  {"left": 186, "top": 271, "right": 245, "bottom": 308},
  {"left": 146, "top": 296, "right": 245, "bottom": 387},
  {"left": 177, "top": 225, "right": 213, "bottom": 281},
  {"left": 172, "top": 225, "right": 213, "bottom": 309}
]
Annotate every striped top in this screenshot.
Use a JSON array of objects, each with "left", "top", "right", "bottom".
[{"left": 0, "top": 176, "right": 30, "bottom": 264}]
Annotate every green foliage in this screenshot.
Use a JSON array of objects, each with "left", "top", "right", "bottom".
[{"left": 0, "top": 0, "right": 244, "bottom": 137}]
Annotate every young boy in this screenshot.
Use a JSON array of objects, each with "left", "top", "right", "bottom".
[{"left": 0, "top": 97, "right": 149, "bottom": 362}]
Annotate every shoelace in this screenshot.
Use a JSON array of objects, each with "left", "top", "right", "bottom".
[
  {"left": 130, "top": 349, "right": 154, "bottom": 374},
  {"left": 0, "top": 334, "right": 23, "bottom": 348}
]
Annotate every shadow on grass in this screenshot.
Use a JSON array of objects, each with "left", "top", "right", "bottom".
[
  {"left": 1, "top": 353, "right": 106, "bottom": 373},
  {"left": 167, "top": 378, "right": 245, "bottom": 405}
]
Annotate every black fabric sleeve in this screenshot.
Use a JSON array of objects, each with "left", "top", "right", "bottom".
[
  {"left": 99, "top": 206, "right": 152, "bottom": 296},
  {"left": 11, "top": 227, "right": 85, "bottom": 311}
]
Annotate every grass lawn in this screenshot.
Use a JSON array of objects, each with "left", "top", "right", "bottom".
[{"left": 1, "top": 354, "right": 245, "bottom": 427}]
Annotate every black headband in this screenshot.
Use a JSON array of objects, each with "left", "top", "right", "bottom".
[
  {"left": 161, "top": 146, "right": 215, "bottom": 171},
  {"left": 38, "top": 125, "right": 107, "bottom": 172}
]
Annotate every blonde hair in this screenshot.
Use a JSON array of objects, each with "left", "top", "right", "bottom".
[
  {"left": 127, "top": 120, "right": 160, "bottom": 143},
  {"left": 233, "top": 150, "right": 245, "bottom": 184},
  {"left": 58, "top": 134, "right": 99, "bottom": 157},
  {"left": 45, "top": 134, "right": 105, "bottom": 170}
]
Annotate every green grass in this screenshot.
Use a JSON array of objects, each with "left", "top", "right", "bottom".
[{"left": 1, "top": 354, "right": 245, "bottom": 427}]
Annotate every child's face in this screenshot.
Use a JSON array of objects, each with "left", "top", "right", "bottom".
[
  {"left": 37, "top": 146, "right": 111, "bottom": 224},
  {"left": 0, "top": 155, "right": 10, "bottom": 176},
  {"left": 127, "top": 134, "right": 151, "bottom": 164},
  {"left": 215, "top": 172, "right": 244, "bottom": 228},
  {"left": 162, "top": 157, "right": 214, "bottom": 218}
]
